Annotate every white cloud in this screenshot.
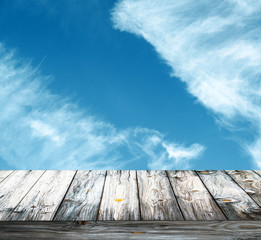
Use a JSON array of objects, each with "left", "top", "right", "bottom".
[
  {"left": 162, "top": 143, "right": 205, "bottom": 169},
  {"left": 0, "top": 43, "right": 204, "bottom": 169},
  {"left": 30, "top": 120, "right": 64, "bottom": 144},
  {"left": 146, "top": 141, "right": 205, "bottom": 170},
  {"left": 112, "top": 0, "right": 261, "bottom": 168}
]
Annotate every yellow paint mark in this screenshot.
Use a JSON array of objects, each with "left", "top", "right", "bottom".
[
  {"left": 133, "top": 232, "right": 145, "bottom": 234},
  {"left": 148, "top": 176, "right": 152, "bottom": 178},
  {"left": 87, "top": 189, "right": 91, "bottom": 192},
  {"left": 192, "top": 190, "right": 200, "bottom": 192},
  {"left": 244, "top": 179, "right": 254, "bottom": 182},
  {"left": 114, "top": 198, "right": 124, "bottom": 202},
  {"left": 199, "top": 171, "right": 208, "bottom": 174},
  {"left": 98, "top": 210, "right": 102, "bottom": 214},
  {"left": 221, "top": 199, "right": 232, "bottom": 202},
  {"left": 158, "top": 199, "right": 164, "bottom": 202}
]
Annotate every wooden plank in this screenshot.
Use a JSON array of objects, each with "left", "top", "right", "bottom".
[
  {"left": 54, "top": 170, "right": 106, "bottom": 221},
  {"left": 0, "top": 170, "right": 45, "bottom": 221},
  {"left": 98, "top": 170, "right": 140, "bottom": 220},
  {"left": 197, "top": 170, "right": 261, "bottom": 220},
  {"left": 137, "top": 170, "right": 183, "bottom": 220},
  {"left": 255, "top": 170, "right": 261, "bottom": 177},
  {"left": 1, "top": 221, "right": 261, "bottom": 240},
  {"left": 227, "top": 170, "right": 261, "bottom": 207},
  {"left": 167, "top": 170, "right": 226, "bottom": 220},
  {"left": 0, "top": 171, "right": 14, "bottom": 183},
  {"left": 8, "top": 170, "right": 76, "bottom": 221}
]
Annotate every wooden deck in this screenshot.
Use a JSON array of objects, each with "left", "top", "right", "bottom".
[{"left": 0, "top": 170, "right": 261, "bottom": 239}]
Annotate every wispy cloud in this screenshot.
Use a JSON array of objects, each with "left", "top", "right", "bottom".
[
  {"left": 112, "top": 0, "right": 261, "bottom": 168},
  {"left": 0, "top": 43, "right": 204, "bottom": 169}
]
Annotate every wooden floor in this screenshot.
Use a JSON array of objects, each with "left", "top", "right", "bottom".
[{"left": 0, "top": 170, "right": 261, "bottom": 239}]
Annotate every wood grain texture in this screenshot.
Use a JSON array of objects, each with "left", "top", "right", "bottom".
[
  {"left": 227, "top": 170, "right": 261, "bottom": 207},
  {"left": 0, "top": 171, "right": 45, "bottom": 220},
  {"left": 255, "top": 170, "right": 261, "bottom": 177},
  {"left": 98, "top": 170, "right": 140, "bottom": 220},
  {"left": 0, "top": 171, "right": 13, "bottom": 183},
  {"left": 137, "top": 170, "right": 183, "bottom": 220},
  {"left": 197, "top": 170, "right": 261, "bottom": 220},
  {"left": 8, "top": 171, "right": 76, "bottom": 221},
  {"left": 1, "top": 170, "right": 261, "bottom": 223},
  {"left": 167, "top": 170, "right": 226, "bottom": 220},
  {"left": 54, "top": 170, "right": 106, "bottom": 221},
  {"left": 1, "top": 221, "right": 261, "bottom": 240}
]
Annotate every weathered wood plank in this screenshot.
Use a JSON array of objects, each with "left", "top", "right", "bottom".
[
  {"left": 227, "top": 170, "right": 261, "bottom": 207},
  {"left": 0, "top": 171, "right": 14, "bottom": 183},
  {"left": 98, "top": 170, "right": 140, "bottom": 220},
  {"left": 54, "top": 170, "right": 106, "bottom": 221},
  {"left": 137, "top": 170, "right": 183, "bottom": 220},
  {"left": 167, "top": 170, "right": 226, "bottom": 220},
  {"left": 0, "top": 170, "right": 45, "bottom": 220},
  {"left": 197, "top": 170, "right": 261, "bottom": 220},
  {"left": 255, "top": 170, "right": 261, "bottom": 177},
  {"left": 8, "top": 170, "right": 76, "bottom": 221},
  {"left": 1, "top": 221, "right": 261, "bottom": 240}
]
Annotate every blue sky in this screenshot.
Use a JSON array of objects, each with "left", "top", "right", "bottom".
[{"left": 0, "top": 0, "right": 260, "bottom": 170}]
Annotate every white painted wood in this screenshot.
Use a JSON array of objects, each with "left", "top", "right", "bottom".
[
  {"left": 227, "top": 170, "right": 261, "bottom": 207},
  {"left": 137, "top": 170, "right": 183, "bottom": 220},
  {"left": 198, "top": 171, "right": 261, "bottom": 220},
  {"left": 0, "top": 171, "right": 14, "bottom": 183},
  {"left": 98, "top": 170, "right": 140, "bottom": 220},
  {"left": 167, "top": 170, "right": 226, "bottom": 220},
  {"left": 0, "top": 170, "right": 45, "bottom": 220},
  {"left": 54, "top": 170, "right": 106, "bottom": 220},
  {"left": 1, "top": 170, "right": 261, "bottom": 222},
  {"left": 9, "top": 170, "right": 76, "bottom": 221},
  {"left": 255, "top": 170, "right": 261, "bottom": 177}
]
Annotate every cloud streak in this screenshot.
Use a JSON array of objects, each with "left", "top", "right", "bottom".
[
  {"left": 112, "top": 0, "right": 261, "bottom": 168},
  {"left": 0, "top": 43, "right": 204, "bottom": 169}
]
